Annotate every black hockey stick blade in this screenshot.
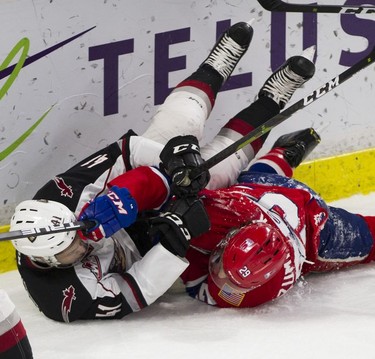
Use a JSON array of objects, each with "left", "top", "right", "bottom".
[
  {"left": 191, "top": 46, "right": 375, "bottom": 177},
  {"left": 0, "top": 220, "right": 96, "bottom": 242},
  {"left": 257, "top": 0, "right": 375, "bottom": 14}
]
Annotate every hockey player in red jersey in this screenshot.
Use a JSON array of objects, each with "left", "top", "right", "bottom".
[
  {"left": 173, "top": 127, "right": 375, "bottom": 308},
  {"left": 9, "top": 21, "right": 317, "bottom": 321}
]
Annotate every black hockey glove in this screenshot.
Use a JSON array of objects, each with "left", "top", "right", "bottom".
[
  {"left": 160, "top": 135, "right": 210, "bottom": 198},
  {"left": 149, "top": 196, "right": 210, "bottom": 257}
]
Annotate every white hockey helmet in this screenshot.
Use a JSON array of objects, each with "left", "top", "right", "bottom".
[{"left": 10, "top": 199, "right": 77, "bottom": 265}]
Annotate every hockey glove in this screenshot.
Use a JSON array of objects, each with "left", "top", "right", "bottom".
[
  {"left": 149, "top": 196, "right": 210, "bottom": 257},
  {"left": 79, "top": 186, "right": 138, "bottom": 241},
  {"left": 160, "top": 135, "right": 210, "bottom": 197}
]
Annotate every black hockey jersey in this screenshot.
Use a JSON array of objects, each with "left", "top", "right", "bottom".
[{"left": 17, "top": 132, "right": 188, "bottom": 322}]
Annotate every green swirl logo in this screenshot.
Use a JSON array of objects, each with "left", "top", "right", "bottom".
[
  {"left": 0, "top": 38, "right": 52, "bottom": 161},
  {"left": 0, "top": 27, "right": 95, "bottom": 162},
  {"left": 0, "top": 38, "right": 29, "bottom": 99}
]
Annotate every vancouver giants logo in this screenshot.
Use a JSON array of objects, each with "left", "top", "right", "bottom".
[
  {"left": 54, "top": 176, "right": 74, "bottom": 198},
  {"left": 82, "top": 255, "right": 103, "bottom": 281},
  {"left": 61, "top": 285, "right": 76, "bottom": 323}
]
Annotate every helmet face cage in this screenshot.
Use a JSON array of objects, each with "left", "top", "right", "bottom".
[
  {"left": 10, "top": 199, "right": 78, "bottom": 267},
  {"left": 209, "top": 237, "right": 253, "bottom": 294},
  {"left": 209, "top": 222, "right": 288, "bottom": 293},
  {"left": 209, "top": 227, "right": 251, "bottom": 293}
]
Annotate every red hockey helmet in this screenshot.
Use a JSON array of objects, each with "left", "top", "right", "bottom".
[{"left": 209, "top": 222, "right": 288, "bottom": 292}]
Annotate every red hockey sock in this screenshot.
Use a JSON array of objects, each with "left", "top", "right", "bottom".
[
  {"left": 222, "top": 117, "right": 263, "bottom": 154},
  {"left": 250, "top": 148, "right": 293, "bottom": 177},
  {"left": 361, "top": 215, "right": 375, "bottom": 263}
]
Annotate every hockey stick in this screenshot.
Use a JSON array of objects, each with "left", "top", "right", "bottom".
[
  {"left": 190, "top": 45, "right": 375, "bottom": 178},
  {"left": 257, "top": 0, "right": 375, "bottom": 14},
  {"left": 0, "top": 220, "right": 96, "bottom": 242}
]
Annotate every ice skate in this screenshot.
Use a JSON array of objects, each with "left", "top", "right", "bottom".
[
  {"left": 259, "top": 46, "right": 316, "bottom": 109},
  {"left": 272, "top": 127, "right": 321, "bottom": 167},
  {"left": 200, "top": 20, "right": 254, "bottom": 81}
]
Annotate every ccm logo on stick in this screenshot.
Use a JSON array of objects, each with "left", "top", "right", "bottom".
[{"left": 303, "top": 76, "right": 340, "bottom": 106}]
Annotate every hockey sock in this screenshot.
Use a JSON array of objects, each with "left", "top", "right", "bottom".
[
  {"left": 248, "top": 148, "right": 293, "bottom": 177},
  {"left": 235, "top": 96, "right": 280, "bottom": 129},
  {"left": 360, "top": 215, "right": 375, "bottom": 263},
  {"left": 223, "top": 96, "right": 280, "bottom": 154},
  {"left": 175, "top": 65, "right": 224, "bottom": 107}
]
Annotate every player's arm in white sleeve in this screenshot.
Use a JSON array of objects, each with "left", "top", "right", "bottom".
[
  {"left": 127, "top": 135, "right": 164, "bottom": 169},
  {"left": 124, "top": 243, "right": 189, "bottom": 307},
  {"left": 72, "top": 244, "right": 188, "bottom": 319}
]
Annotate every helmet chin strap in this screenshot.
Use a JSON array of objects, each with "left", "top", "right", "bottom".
[{"left": 31, "top": 255, "right": 62, "bottom": 268}]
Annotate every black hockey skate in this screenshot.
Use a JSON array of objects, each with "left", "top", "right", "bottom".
[
  {"left": 259, "top": 46, "right": 316, "bottom": 109},
  {"left": 200, "top": 20, "right": 254, "bottom": 82},
  {"left": 272, "top": 128, "right": 321, "bottom": 168}
]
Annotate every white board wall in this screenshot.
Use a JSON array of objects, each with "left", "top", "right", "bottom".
[{"left": 0, "top": 0, "right": 374, "bottom": 222}]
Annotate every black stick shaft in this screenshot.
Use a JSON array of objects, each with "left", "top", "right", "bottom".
[
  {"left": 257, "top": 0, "right": 375, "bottom": 14},
  {"left": 0, "top": 220, "right": 96, "bottom": 242}
]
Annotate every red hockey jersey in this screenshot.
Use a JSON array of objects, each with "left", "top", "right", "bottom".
[{"left": 181, "top": 182, "right": 329, "bottom": 308}]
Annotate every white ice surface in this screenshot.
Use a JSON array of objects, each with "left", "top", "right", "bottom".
[{"left": 1, "top": 193, "right": 375, "bottom": 359}]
